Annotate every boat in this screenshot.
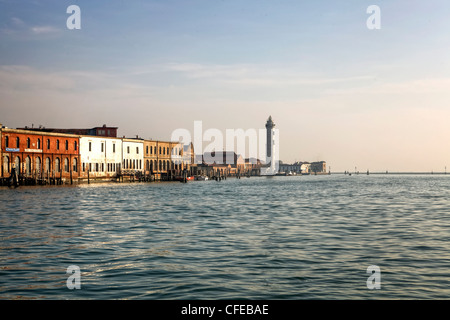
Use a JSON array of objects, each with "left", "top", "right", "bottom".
[
  {"left": 175, "top": 176, "right": 195, "bottom": 182},
  {"left": 196, "top": 176, "right": 209, "bottom": 181}
]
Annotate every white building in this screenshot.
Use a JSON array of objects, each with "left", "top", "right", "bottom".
[
  {"left": 79, "top": 136, "right": 122, "bottom": 178},
  {"left": 122, "top": 138, "right": 144, "bottom": 174}
]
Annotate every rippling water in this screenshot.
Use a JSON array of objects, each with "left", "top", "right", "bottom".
[{"left": 1, "top": 175, "right": 450, "bottom": 299}]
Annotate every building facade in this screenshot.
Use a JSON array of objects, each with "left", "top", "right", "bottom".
[
  {"left": 122, "top": 139, "right": 144, "bottom": 175},
  {"left": 310, "top": 161, "right": 327, "bottom": 173},
  {"left": 1, "top": 128, "right": 80, "bottom": 182},
  {"left": 79, "top": 136, "right": 122, "bottom": 179}
]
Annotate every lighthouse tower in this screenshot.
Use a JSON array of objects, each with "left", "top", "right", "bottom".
[{"left": 265, "top": 116, "right": 276, "bottom": 169}]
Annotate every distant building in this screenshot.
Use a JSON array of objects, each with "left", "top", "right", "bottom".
[
  {"left": 17, "top": 124, "right": 118, "bottom": 138},
  {"left": 310, "top": 161, "right": 327, "bottom": 173},
  {"left": 197, "top": 151, "right": 245, "bottom": 176}
]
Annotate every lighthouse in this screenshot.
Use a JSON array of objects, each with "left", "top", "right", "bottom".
[{"left": 265, "top": 116, "right": 275, "bottom": 165}]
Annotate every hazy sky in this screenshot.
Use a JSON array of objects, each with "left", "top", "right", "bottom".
[{"left": 1, "top": 0, "right": 449, "bottom": 172}]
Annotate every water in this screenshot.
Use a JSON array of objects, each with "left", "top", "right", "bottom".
[{"left": 1, "top": 175, "right": 450, "bottom": 299}]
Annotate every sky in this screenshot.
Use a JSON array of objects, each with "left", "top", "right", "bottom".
[{"left": 1, "top": 0, "right": 450, "bottom": 172}]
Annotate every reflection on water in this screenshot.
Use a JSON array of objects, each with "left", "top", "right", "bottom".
[{"left": 1, "top": 175, "right": 450, "bottom": 299}]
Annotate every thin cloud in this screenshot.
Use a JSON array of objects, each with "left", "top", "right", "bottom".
[{"left": 30, "top": 25, "right": 60, "bottom": 34}]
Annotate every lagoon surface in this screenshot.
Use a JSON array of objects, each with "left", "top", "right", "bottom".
[{"left": 1, "top": 175, "right": 450, "bottom": 299}]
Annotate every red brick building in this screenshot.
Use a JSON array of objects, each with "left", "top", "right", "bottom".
[{"left": 1, "top": 128, "right": 80, "bottom": 182}]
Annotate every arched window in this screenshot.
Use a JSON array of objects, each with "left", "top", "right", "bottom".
[
  {"left": 64, "top": 158, "right": 69, "bottom": 172},
  {"left": 16, "top": 137, "right": 20, "bottom": 148},
  {"left": 74, "top": 141, "right": 78, "bottom": 151},
  {"left": 37, "top": 139, "right": 41, "bottom": 149},
  {"left": 3, "top": 156, "right": 10, "bottom": 174},
  {"left": 55, "top": 157, "right": 60, "bottom": 173},
  {"left": 56, "top": 140, "right": 60, "bottom": 150},
  {"left": 25, "top": 156, "right": 31, "bottom": 175},
  {"left": 27, "top": 138, "right": 31, "bottom": 148},
  {"left": 45, "top": 157, "right": 51, "bottom": 172},
  {"left": 65, "top": 140, "right": 69, "bottom": 151},
  {"left": 15, "top": 156, "right": 21, "bottom": 174},
  {"left": 47, "top": 139, "right": 50, "bottom": 149},
  {"left": 35, "top": 157, "right": 41, "bottom": 174},
  {"left": 72, "top": 158, "right": 77, "bottom": 173},
  {"left": 159, "top": 147, "right": 161, "bottom": 155}
]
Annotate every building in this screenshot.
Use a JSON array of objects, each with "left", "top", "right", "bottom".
[
  {"left": 17, "top": 124, "right": 118, "bottom": 138},
  {"left": 311, "top": 161, "right": 327, "bottom": 174},
  {"left": 122, "top": 138, "right": 144, "bottom": 175},
  {"left": 79, "top": 136, "right": 122, "bottom": 179},
  {"left": 198, "top": 151, "right": 245, "bottom": 176},
  {"left": 1, "top": 127, "right": 80, "bottom": 182},
  {"left": 278, "top": 162, "right": 302, "bottom": 174}
]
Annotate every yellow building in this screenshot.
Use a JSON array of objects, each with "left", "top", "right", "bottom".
[{"left": 144, "top": 140, "right": 195, "bottom": 180}]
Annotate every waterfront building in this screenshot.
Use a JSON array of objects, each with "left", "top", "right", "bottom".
[
  {"left": 311, "top": 161, "right": 327, "bottom": 174},
  {"left": 300, "top": 162, "right": 311, "bottom": 174},
  {"left": 122, "top": 138, "right": 144, "bottom": 175},
  {"left": 79, "top": 136, "right": 122, "bottom": 179},
  {"left": 198, "top": 151, "right": 245, "bottom": 176},
  {"left": 143, "top": 140, "right": 194, "bottom": 179},
  {"left": 279, "top": 162, "right": 302, "bottom": 174},
  {"left": 1, "top": 127, "right": 80, "bottom": 182}
]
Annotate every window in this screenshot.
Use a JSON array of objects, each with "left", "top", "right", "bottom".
[
  {"left": 159, "top": 147, "right": 161, "bottom": 155},
  {"left": 163, "top": 147, "right": 165, "bottom": 155},
  {"left": 36, "top": 157, "right": 41, "bottom": 173},
  {"left": 146, "top": 146, "right": 149, "bottom": 155},
  {"left": 3, "top": 155, "right": 10, "bottom": 173},
  {"left": 96, "top": 163, "right": 99, "bottom": 172},
  {"left": 25, "top": 156, "right": 31, "bottom": 175},
  {"left": 37, "top": 139, "right": 41, "bottom": 149},
  {"left": 64, "top": 158, "right": 69, "bottom": 172},
  {"left": 74, "top": 141, "right": 77, "bottom": 151},
  {"left": 65, "top": 140, "right": 69, "bottom": 151},
  {"left": 56, "top": 140, "right": 60, "bottom": 150},
  {"left": 73, "top": 158, "right": 78, "bottom": 172},
  {"left": 45, "top": 157, "right": 51, "bottom": 172},
  {"left": 27, "top": 138, "right": 31, "bottom": 148},
  {"left": 89, "top": 142, "right": 92, "bottom": 152},
  {"left": 101, "top": 163, "right": 104, "bottom": 172},
  {"left": 127, "top": 146, "right": 130, "bottom": 154},
  {"left": 101, "top": 143, "right": 104, "bottom": 152},
  {"left": 16, "top": 137, "right": 20, "bottom": 148},
  {"left": 113, "top": 144, "right": 116, "bottom": 153},
  {"left": 83, "top": 163, "right": 85, "bottom": 172},
  {"left": 47, "top": 139, "right": 50, "bottom": 149},
  {"left": 55, "top": 158, "right": 60, "bottom": 173},
  {"left": 5, "top": 136, "right": 8, "bottom": 148},
  {"left": 136, "top": 147, "right": 139, "bottom": 154}
]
